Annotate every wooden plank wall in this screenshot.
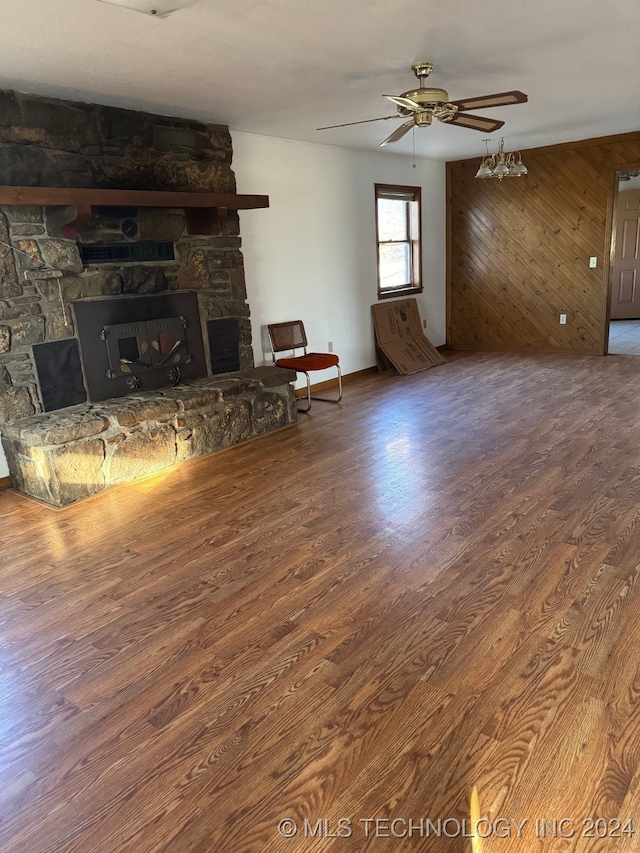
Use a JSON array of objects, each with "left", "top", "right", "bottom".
[{"left": 447, "top": 131, "right": 640, "bottom": 352}]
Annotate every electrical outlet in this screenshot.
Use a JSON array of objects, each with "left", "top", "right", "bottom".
[
  {"left": 327, "top": 341, "right": 333, "bottom": 353},
  {"left": 423, "top": 319, "right": 427, "bottom": 329},
  {"left": 559, "top": 314, "right": 567, "bottom": 325},
  {"left": 589, "top": 256, "right": 597, "bottom": 268}
]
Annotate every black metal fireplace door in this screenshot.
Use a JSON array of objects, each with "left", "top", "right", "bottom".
[
  {"left": 103, "top": 316, "right": 190, "bottom": 379},
  {"left": 73, "top": 291, "right": 207, "bottom": 402}
]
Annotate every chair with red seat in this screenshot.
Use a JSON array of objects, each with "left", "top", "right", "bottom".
[{"left": 267, "top": 320, "right": 342, "bottom": 412}]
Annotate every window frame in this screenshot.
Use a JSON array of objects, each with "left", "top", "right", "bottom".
[{"left": 375, "top": 183, "right": 422, "bottom": 300}]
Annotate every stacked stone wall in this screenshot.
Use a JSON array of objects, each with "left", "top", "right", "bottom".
[{"left": 0, "top": 89, "right": 254, "bottom": 424}]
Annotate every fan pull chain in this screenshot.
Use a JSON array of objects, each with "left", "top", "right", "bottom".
[{"left": 412, "top": 125, "right": 416, "bottom": 168}]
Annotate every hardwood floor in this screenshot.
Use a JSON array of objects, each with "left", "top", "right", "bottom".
[{"left": 2, "top": 350, "right": 640, "bottom": 852}]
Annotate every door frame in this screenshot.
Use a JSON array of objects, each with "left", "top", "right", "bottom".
[{"left": 602, "top": 160, "right": 640, "bottom": 354}]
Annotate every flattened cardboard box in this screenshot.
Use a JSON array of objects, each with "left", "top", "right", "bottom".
[{"left": 372, "top": 298, "right": 445, "bottom": 375}]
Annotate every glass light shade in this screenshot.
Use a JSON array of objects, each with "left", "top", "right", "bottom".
[
  {"left": 475, "top": 163, "right": 493, "bottom": 179},
  {"left": 510, "top": 162, "right": 528, "bottom": 176},
  {"left": 494, "top": 162, "right": 510, "bottom": 177}
]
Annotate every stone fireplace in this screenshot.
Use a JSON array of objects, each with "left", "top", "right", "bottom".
[{"left": 0, "top": 90, "right": 296, "bottom": 506}]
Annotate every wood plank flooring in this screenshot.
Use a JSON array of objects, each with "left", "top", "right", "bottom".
[{"left": 2, "top": 350, "right": 640, "bottom": 852}]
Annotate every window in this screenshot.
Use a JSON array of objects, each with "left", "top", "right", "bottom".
[{"left": 375, "top": 184, "right": 422, "bottom": 299}]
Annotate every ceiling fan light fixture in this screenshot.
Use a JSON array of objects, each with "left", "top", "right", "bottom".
[
  {"left": 415, "top": 111, "right": 432, "bottom": 127},
  {"left": 97, "top": 0, "right": 196, "bottom": 18},
  {"left": 316, "top": 63, "right": 527, "bottom": 148}
]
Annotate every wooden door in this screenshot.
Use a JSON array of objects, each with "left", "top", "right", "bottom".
[{"left": 611, "top": 190, "right": 640, "bottom": 319}]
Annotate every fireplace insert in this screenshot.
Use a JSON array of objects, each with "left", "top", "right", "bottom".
[{"left": 72, "top": 291, "right": 207, "bottom": 402}]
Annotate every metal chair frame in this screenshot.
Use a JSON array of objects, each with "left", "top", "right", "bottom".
[{"left": 267, "top": 320, "right": 343, "bottom": 413}]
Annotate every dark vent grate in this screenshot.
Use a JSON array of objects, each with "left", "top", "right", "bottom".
[
  {"left": 33, "top": 339, "right": 87, "bottom": 411},
  {"left": 207, "top": 318, "right": 240, "bottom": 374},
  {"left": 79, "top": 241, "right": 175, "bottom": 264}
]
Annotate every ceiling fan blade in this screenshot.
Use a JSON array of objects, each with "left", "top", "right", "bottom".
[
  {"left": 383, "top": 94, "right": 422, "bottom": 111},
  {"left": 448, "top": 91, "right": 528, "bottom": 111},
  {"left": 317, "top": 114, "right": 401, "bottom": 131},
  {"left": 380, "top": 119, "right": 415, "bottom": 147},
  {"left": 445, "top": 113, "right": 505, "bottom": 132}
]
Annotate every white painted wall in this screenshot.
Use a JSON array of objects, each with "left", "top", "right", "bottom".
[
  {"left": 0, "top": 446, "right": 7, "bottom": 478},
  {"left": 232, "top": 132, "right": 446, "bottom": 388}
]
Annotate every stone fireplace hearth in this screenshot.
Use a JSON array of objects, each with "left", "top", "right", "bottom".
[
  {"left": 2, "top": 367, "right": 295, "bottom": 507},
  {"left": 0, "top": 89, "right": 297, "bottom": 506}
]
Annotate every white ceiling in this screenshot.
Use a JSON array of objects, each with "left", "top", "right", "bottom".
[{"left": 0, "top": 0, "right": 638, "bottom": 162}]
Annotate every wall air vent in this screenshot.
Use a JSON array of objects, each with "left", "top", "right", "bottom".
[{"left": 79, "top": 241, "right": 175, "bottom": 264}]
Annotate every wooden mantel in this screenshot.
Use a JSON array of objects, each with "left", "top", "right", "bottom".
[
  {"left": 0, "top": 186, "right": 270, "bottom": 236},
  {"left": 0, "top": 186, "right": 269, "bottom": 209}
]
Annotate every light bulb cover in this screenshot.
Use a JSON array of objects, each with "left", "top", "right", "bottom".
[
  {"left": 97, "top": 0, "right": 196, "bottom": 17},
  {"left": 475, "top": 165, "right": 493, "bottom": 178}
]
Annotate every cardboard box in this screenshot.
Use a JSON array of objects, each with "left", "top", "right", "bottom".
[{"left": 372, "top": 298, "right": 445, "bottom": 375}]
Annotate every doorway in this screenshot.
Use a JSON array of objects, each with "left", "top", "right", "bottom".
[{"left": 608, "top": 169, "right": 640, "bottom": 354}]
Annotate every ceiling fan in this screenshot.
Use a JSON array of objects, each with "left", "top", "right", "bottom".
[{"left": 318, "top": 62, "right": 528, "bottom": 147}]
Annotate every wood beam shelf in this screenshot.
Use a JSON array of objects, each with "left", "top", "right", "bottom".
[
  {"left": 0, "top": 186, "right": 269, "bottom": 237},
  {"left": 0, "top": 186, "right": 269, "bottom": 210}
]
